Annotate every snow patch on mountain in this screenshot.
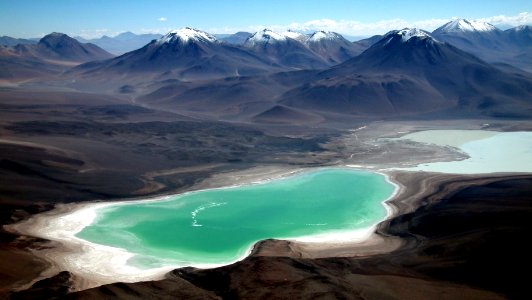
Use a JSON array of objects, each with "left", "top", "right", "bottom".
[
  {"left": 398, "top": 28, "right": 432, "bottom": 41},
  {"left": 157, "top": 28, "right": 217, "bottom": 44},
  {"left": 245, "top": 29, "right": 351, "bottom": 47},
  {"left": 244, "top": 29, "right": 289, "bottom": 46},
  {"left": 380, "top": 28, "right": 439, "bottom": 46},
  {"left": 438, "top": 19, "right": 497, "bottom": 33},
  {"left": 308, "top": 31, "right": 343, "bottom": 42}
]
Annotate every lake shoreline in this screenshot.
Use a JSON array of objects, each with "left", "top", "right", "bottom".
[
  {"left": 7, "top": 166, "right": 401, "bottom": 291},
  {"left": 5, "top": 127, "right": 532, "bottom": 294}
]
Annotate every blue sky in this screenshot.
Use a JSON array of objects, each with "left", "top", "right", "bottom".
[{"left": 1, "top": 0, "right": 531, "bottom": 38}]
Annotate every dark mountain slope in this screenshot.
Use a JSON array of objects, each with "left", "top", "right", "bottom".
[
  {"left": 432, "top": 19, "right": 531, "bottom": 71},
  {"left": 243, "top": 29, "right": 330, "bottom": 69},
  {"left": 14, "top": 32, "right": 113, "bottom": 62},
  {"left": 280, "top": 28, "right": 532, "bottom": 118},
  {"left": 70, "top": 28, "right": 283, "bottom": 84},
  {"left": 305, "top": 31, "right": 366, "bottom": 64}
]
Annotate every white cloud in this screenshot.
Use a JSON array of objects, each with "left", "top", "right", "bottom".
[
  {"left": 477, "top": 11, "right": 532, "bottom": 26},
  {"left": 204, "top": 18, "right": 444, "bottom": 36},
  {"left": 205, "top": 11, "right": 531, "bottom": 36},
  {"left": 74, "top": 11, "right": 532, "bottom": 39}
]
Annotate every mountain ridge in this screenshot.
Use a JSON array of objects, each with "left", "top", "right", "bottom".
[
  {"left": 432, "top": 19, "right": 531, "bottom": 71},
  {"left": 278, "top": 28, "right": 532, "bottom": 118},
  {"left": 13, "top": 32, "right": 113, "bottom": 62}
]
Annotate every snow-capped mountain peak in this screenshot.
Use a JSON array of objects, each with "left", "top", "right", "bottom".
[
  {"left": 394, "top": 28, "right": 434, "bottom": 42},
  {"left": 245, "top": 29, "right": 312, "bottom": 46},
  {"left": 157, "top": 28, "right": 217, "bottom": 44},
  {"left": 378, "top": 28, "right": 439, "bottom": 47},
  {"left": 308, "top": 31, "right": 343, "bottom": 42},
  {"left": 245, "top": 29, "right": 288, "bottom": 45},
  {"left": 438, "top": 19, "right": 497, "bottom": 33}
]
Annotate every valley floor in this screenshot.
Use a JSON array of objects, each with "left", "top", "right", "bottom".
[{"left": 1, "top": 86, "right": 531, "bottom": 299}]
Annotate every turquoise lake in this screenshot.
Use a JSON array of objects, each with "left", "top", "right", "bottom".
[{"left": 76, "top": 169, "right": 395, "bottom": 269}]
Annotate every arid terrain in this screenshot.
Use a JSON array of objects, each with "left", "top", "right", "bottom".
[
  {"left": 1, "top": 89, "right": 531, "bottom": 299},
  {"left": 1, "top": 14, "right": 531, "bottom": 300}
]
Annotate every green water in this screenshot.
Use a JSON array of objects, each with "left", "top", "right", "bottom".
[{"left": 77, "top": 169, "right": 395, "bottom": 269}]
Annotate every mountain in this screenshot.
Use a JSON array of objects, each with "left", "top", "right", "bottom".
[
  {"left": 305, "top": 31, "right": 366, "bottom": 64},
  {"left": 13, "top": 32, "right": 113, "bottom": 63},
  {"left": 328, "top": 28, "right": 459, "bottom": 73},
  {"left": 432, "top": 19, "right": 531, "bottom": 71},
  {"left": 75, "top": 32, "right": 163, "bottom": 55},
  {"left": 0, "top": 36, "right": 37, "bottom": 47},
  {"left": 241, "top": 29, "right": 364, "bottom": 67},
  {"left": 132, "top": 28, "right": 531, "bottom": 121},
  {"left": 279, "top": 28, "right": 532, "bottom": 118},
  {"left": 434, "top": 18, "right": 499, "bottom": 34},
  {"left": 114, "top": 32, "right": 141, "bottom": 41},
  {"left": 219, "top": 32, "right": 252, "bottom": 45},
  {"left": 70, "top": 28, "right": 283, "bottom": 85},
  {"left": 502, "top": 25, "right": 532, "bottom": 70},
  {"left": 243, "top": 29, "right": 329, "bottom": 69},
  {"left": 1, "top": 33, "right": 113, "bottom": 80},
  {"left": 432, "top": 19, "right": 504, "bottom": 50},
  {"left": 504, "top": 25, "right": 532, "bottom": 47}
]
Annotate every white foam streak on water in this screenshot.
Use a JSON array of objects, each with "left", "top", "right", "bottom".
[{"left": 191, "top": 202, "right": 226, "bottom": 227}]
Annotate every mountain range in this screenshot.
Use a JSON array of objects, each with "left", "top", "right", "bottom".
[
  {"left": 281, "top": 28, "right": 532, "bottom": 118},
  {"left": 68, "top": 28, "right": 285, "bottom": 87},
  {"left": 0, "top": 36, "right": 38, "bottom": 47},
  {"left": 1, "top": 19, "right": 531, "bottom": 121},
  {"left": 241, "top": 29, "right": 367, "bottom": 66},
  {"left": 14, "top": 32, "right": 113, "bottom": 62},
  {"left": 0, "top": 33, "right": 112, "bottom": 80},
  {"left": 134, "top": 27, "right": 531, "bottom": 122},
  {"left": 65, "top": 27, "right": 372, "bottom": 90}
]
